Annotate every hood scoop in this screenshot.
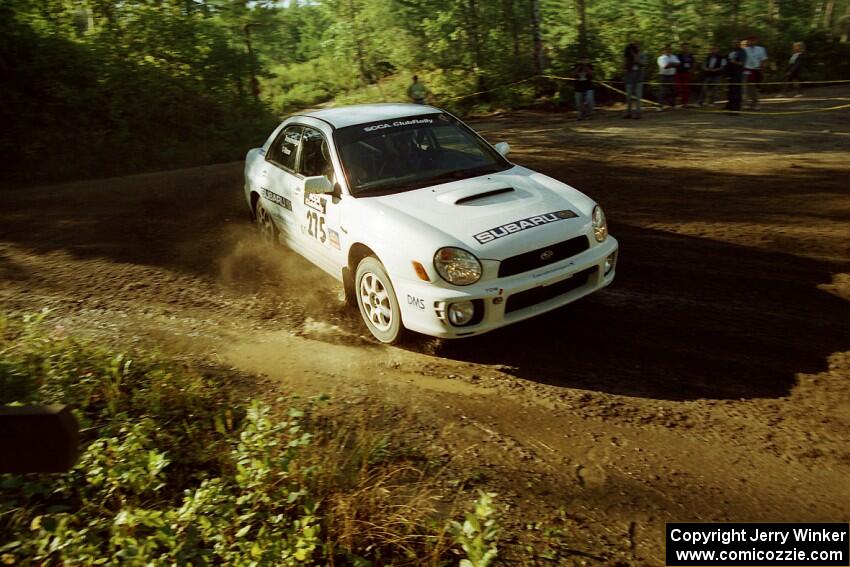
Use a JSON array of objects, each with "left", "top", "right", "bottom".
[{"left": 438, "top": 186, "right": 515, "bottom": 205}]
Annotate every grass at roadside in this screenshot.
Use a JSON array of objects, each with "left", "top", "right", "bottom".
[{"left": 0, "top": 310, "right": 499, "bottom": 566}]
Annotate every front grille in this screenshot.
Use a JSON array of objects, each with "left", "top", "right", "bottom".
[
  {"left": 498, "top": 235, "right": 590, "bottom": 278},
  {"left": 504, "top": 266, "right": 597, "bottom": 314}
]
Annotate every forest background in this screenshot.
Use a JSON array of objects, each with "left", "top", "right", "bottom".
[{"left": 3, "top": 0, "right": 850, "bottom": 184}]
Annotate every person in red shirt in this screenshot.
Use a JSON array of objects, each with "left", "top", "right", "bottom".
[{"left": 675, "top": 42, "right": 695, "bottom": 107}]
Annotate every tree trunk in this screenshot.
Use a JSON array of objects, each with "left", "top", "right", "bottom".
[
  {"left": 530, "top": 0, "right": 543, "bottom": 72},
  {"left": 347, "top": 0, "right": 372, "bottom": 83},
  {"left": 823, "top": 0, "right": 836, "bottom": 29},
  {"left": 575, "top": 0, "right": 588, "bottom": 57},
  {"left": 812, "top": 0, "right": 824, "bottom": 28},
  {"left": 243, "top": 24, "right": 260, "bottom": 102},
  {"left": 503, "top": 0, "right": 520, "bottom": 61},
  {"left": 466, "top": 0, "right": 484, "bottom": 90},
  {"left": 767, "top": 0, "right": 778, "bottom": 22}
]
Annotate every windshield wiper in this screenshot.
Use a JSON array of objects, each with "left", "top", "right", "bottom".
[
  {"left": 430, "top": 165, "right": 507, "bottom": 185},
  {"left": 354, "top": 165, "right": 510, "bottom": 197},
  {"left": 357, "top": 170, "right": 466, "bottom": 195},
  {"left": 426, "top": 169, "right": 472, "bottom": 184}
]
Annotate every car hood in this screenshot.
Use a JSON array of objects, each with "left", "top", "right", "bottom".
[{"left": 372, "top": 166, "right": 596, "bottom": 259}]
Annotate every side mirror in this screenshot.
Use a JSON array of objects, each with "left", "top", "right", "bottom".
[
  {"left": 304, "top": 175, "right": 333, "bottom": 195},
  {"left": 494, "top": 142, "right": 510, "bottom": 157}
]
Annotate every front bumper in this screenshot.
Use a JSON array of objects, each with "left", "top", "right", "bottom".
[{"left": 395, "top": 237, "right": 618, "bottom": 338}]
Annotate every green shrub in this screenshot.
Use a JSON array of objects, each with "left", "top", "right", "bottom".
[
  {"left": 0, "top": 312, "right": 498, "bottom": 565},
  {"left": 451, "top": 491, "right": 499, "bottom": 567}
]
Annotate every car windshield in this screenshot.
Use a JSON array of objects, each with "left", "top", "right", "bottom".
[{"left": 335, "top": 113, "right": 511, "bottom": 196}]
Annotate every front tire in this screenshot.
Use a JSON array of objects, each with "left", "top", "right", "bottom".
[{"left": 355, "top": 257, "right": 406, "bottom": 344}]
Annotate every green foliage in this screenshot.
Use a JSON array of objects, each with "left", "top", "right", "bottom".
[
  {"left": 0, "top": 313, "right": 320, "bottom": 564},
  {"left": 0, "top": 0, "right": 276, "bottom": 184},
  {"left": 451, "top": 491, "right": 500, "bottom": 567},
  {"left": 0, "top": 312, "right": 498, "bottom": 565},
  {"left": 14, "top": 404, "right": 320, "bottom": 565},
  {"left": 4, "top": 0, "right": 849, "bottom": 183}
]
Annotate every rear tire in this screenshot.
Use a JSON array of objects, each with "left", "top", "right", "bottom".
[
  {"left": 354, "top": 257, "right": 406, "bottom": 344},
  {"left": 255, "top": 200, "right": 277, "bottom": 246}
]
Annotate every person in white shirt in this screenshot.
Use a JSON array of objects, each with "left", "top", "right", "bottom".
[
  {"left": 656, "top": 44, "right": 680, "bottom": 111},
  {"left": 743, "top": 36, "right": 768, "bottom": 109}
]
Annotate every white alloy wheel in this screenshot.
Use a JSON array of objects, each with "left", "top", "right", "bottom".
[{"left": 355, "top": 256, "right": 405, "bottom": 344}]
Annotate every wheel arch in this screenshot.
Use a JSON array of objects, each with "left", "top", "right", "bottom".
[
  {"left": 249, "top": 191, "right": 261, "bottom": 221},
  {"left": 343, "top": 242, "right": 377, "bottom": 305},
  {"left": 347, "top": 242, "right": 377, "bottom": 273}
]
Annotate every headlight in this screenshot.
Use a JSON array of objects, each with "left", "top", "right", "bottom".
[
  {"left": 592, "top": 205, "right": 608, "bottom": 243},
  {"left": 434, "top": 247, "right": 482, "bottom": 285}
]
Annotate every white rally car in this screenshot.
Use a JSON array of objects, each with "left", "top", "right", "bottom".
[{"left": 244, "top": 104, "right": 618, "bottom": 343}]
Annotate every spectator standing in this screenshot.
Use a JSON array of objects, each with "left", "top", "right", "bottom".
[
  {"left": 743, "top": 36, "right": 768, "bottom": 110},
  {"left": 726, "top": 39, "right": 746, "bottom": 113},
  {"left": 783, "top": 42, "right": 806, "bottom": 97},
  {"left": 656, "top": 45, "right": 679, "bottom": 111},
  {"left": 697, "top": 44, "right": 726, "bottom": 107},
  {"left": 573, "top": 58, "right": 595, "bottom": 120},
  {"left": 407, "top": 75, "right": 428, "bottom": 104},
  {"left": 675, "top": 42, "right": 695, "bottom": 106},
  {"left": 623, "top": 42, "right": 648, "bottom": 119}
]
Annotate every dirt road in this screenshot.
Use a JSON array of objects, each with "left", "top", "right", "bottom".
[{"left": 3, "top": 90, "right": 849, "bottom": 564}]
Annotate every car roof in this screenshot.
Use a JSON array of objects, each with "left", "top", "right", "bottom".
[{"left": 295, "top": 103, "right": 442, "bottom": 129}]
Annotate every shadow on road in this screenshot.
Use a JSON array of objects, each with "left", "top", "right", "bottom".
[
  {"left": 1, "top": 128, "right": 848, "bottom": 402},
  {"left": 432, "top": 223, "right": 849, "bottom": 401}
]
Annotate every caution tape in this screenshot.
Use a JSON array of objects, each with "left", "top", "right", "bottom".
[
  {"left": 597, "top": 78, "right": 850, "bottom": 114},
  {"left": 444, "top": 76, "right": 539, "bottom": 101},
  {"left": 288, "top": 72, "right": 850, "bottom": 115},
  {"left": 542, "top": 73, "right": 850, "bottom": 87},
  {"left": 592, "top": 79, "right": 660, "bottom": 107},
  {"left": 541, "top": 74, "right": 850, "bottom": 115},
  {"left": 599, "top": 78, "right": 850, "bottom": 115},
  {"left": 643, "top": 79, "right": 850, "bottom": 86},
  {"left": 676, "top": 102, "right": 850, "bottom": 115}
]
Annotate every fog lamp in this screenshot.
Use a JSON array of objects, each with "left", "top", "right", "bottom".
[
  {"left": 447, "top": 301, "right": 475, "bottom": 326},
  {"left": 604, "top": 251, "right": 617, "bottom": 275}
]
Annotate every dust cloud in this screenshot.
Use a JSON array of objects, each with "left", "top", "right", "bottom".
[{"left": 214, "top": 223, "right": 365, "bottom": 340}]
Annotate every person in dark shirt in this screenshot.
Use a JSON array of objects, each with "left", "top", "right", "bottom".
[
  {"left": 697, "top": 45, "right": 726, "bottom": 107},
  {"left": 407, "top": 75, "right": 428, "bottom": 104},
  {"left": 623, "top": 42, "right": 648, "bottom": 119},
  {"left": 675, "top": 42, "right": 695, "bottom": 107},
  {"left": 726, "top": 39, "right": 746, "bottom": 113},
  {"left": 573, "top": 58, "right": 595, "bottom": 120},
  {"left": 783, "top": 41, "right": 806, "bottom": 97}
]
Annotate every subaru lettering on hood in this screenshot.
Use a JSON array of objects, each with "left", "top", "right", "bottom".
[
  {"left": 243, "top": 103, "right": 618, "bottom": 344},
  {"left": 474, "top": 210, "right": 578, "bottom": 244}
]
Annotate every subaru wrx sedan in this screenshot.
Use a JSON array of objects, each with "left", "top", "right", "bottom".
[{"left": 244, "top": 104, "right": 618, "bottom": 343}]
